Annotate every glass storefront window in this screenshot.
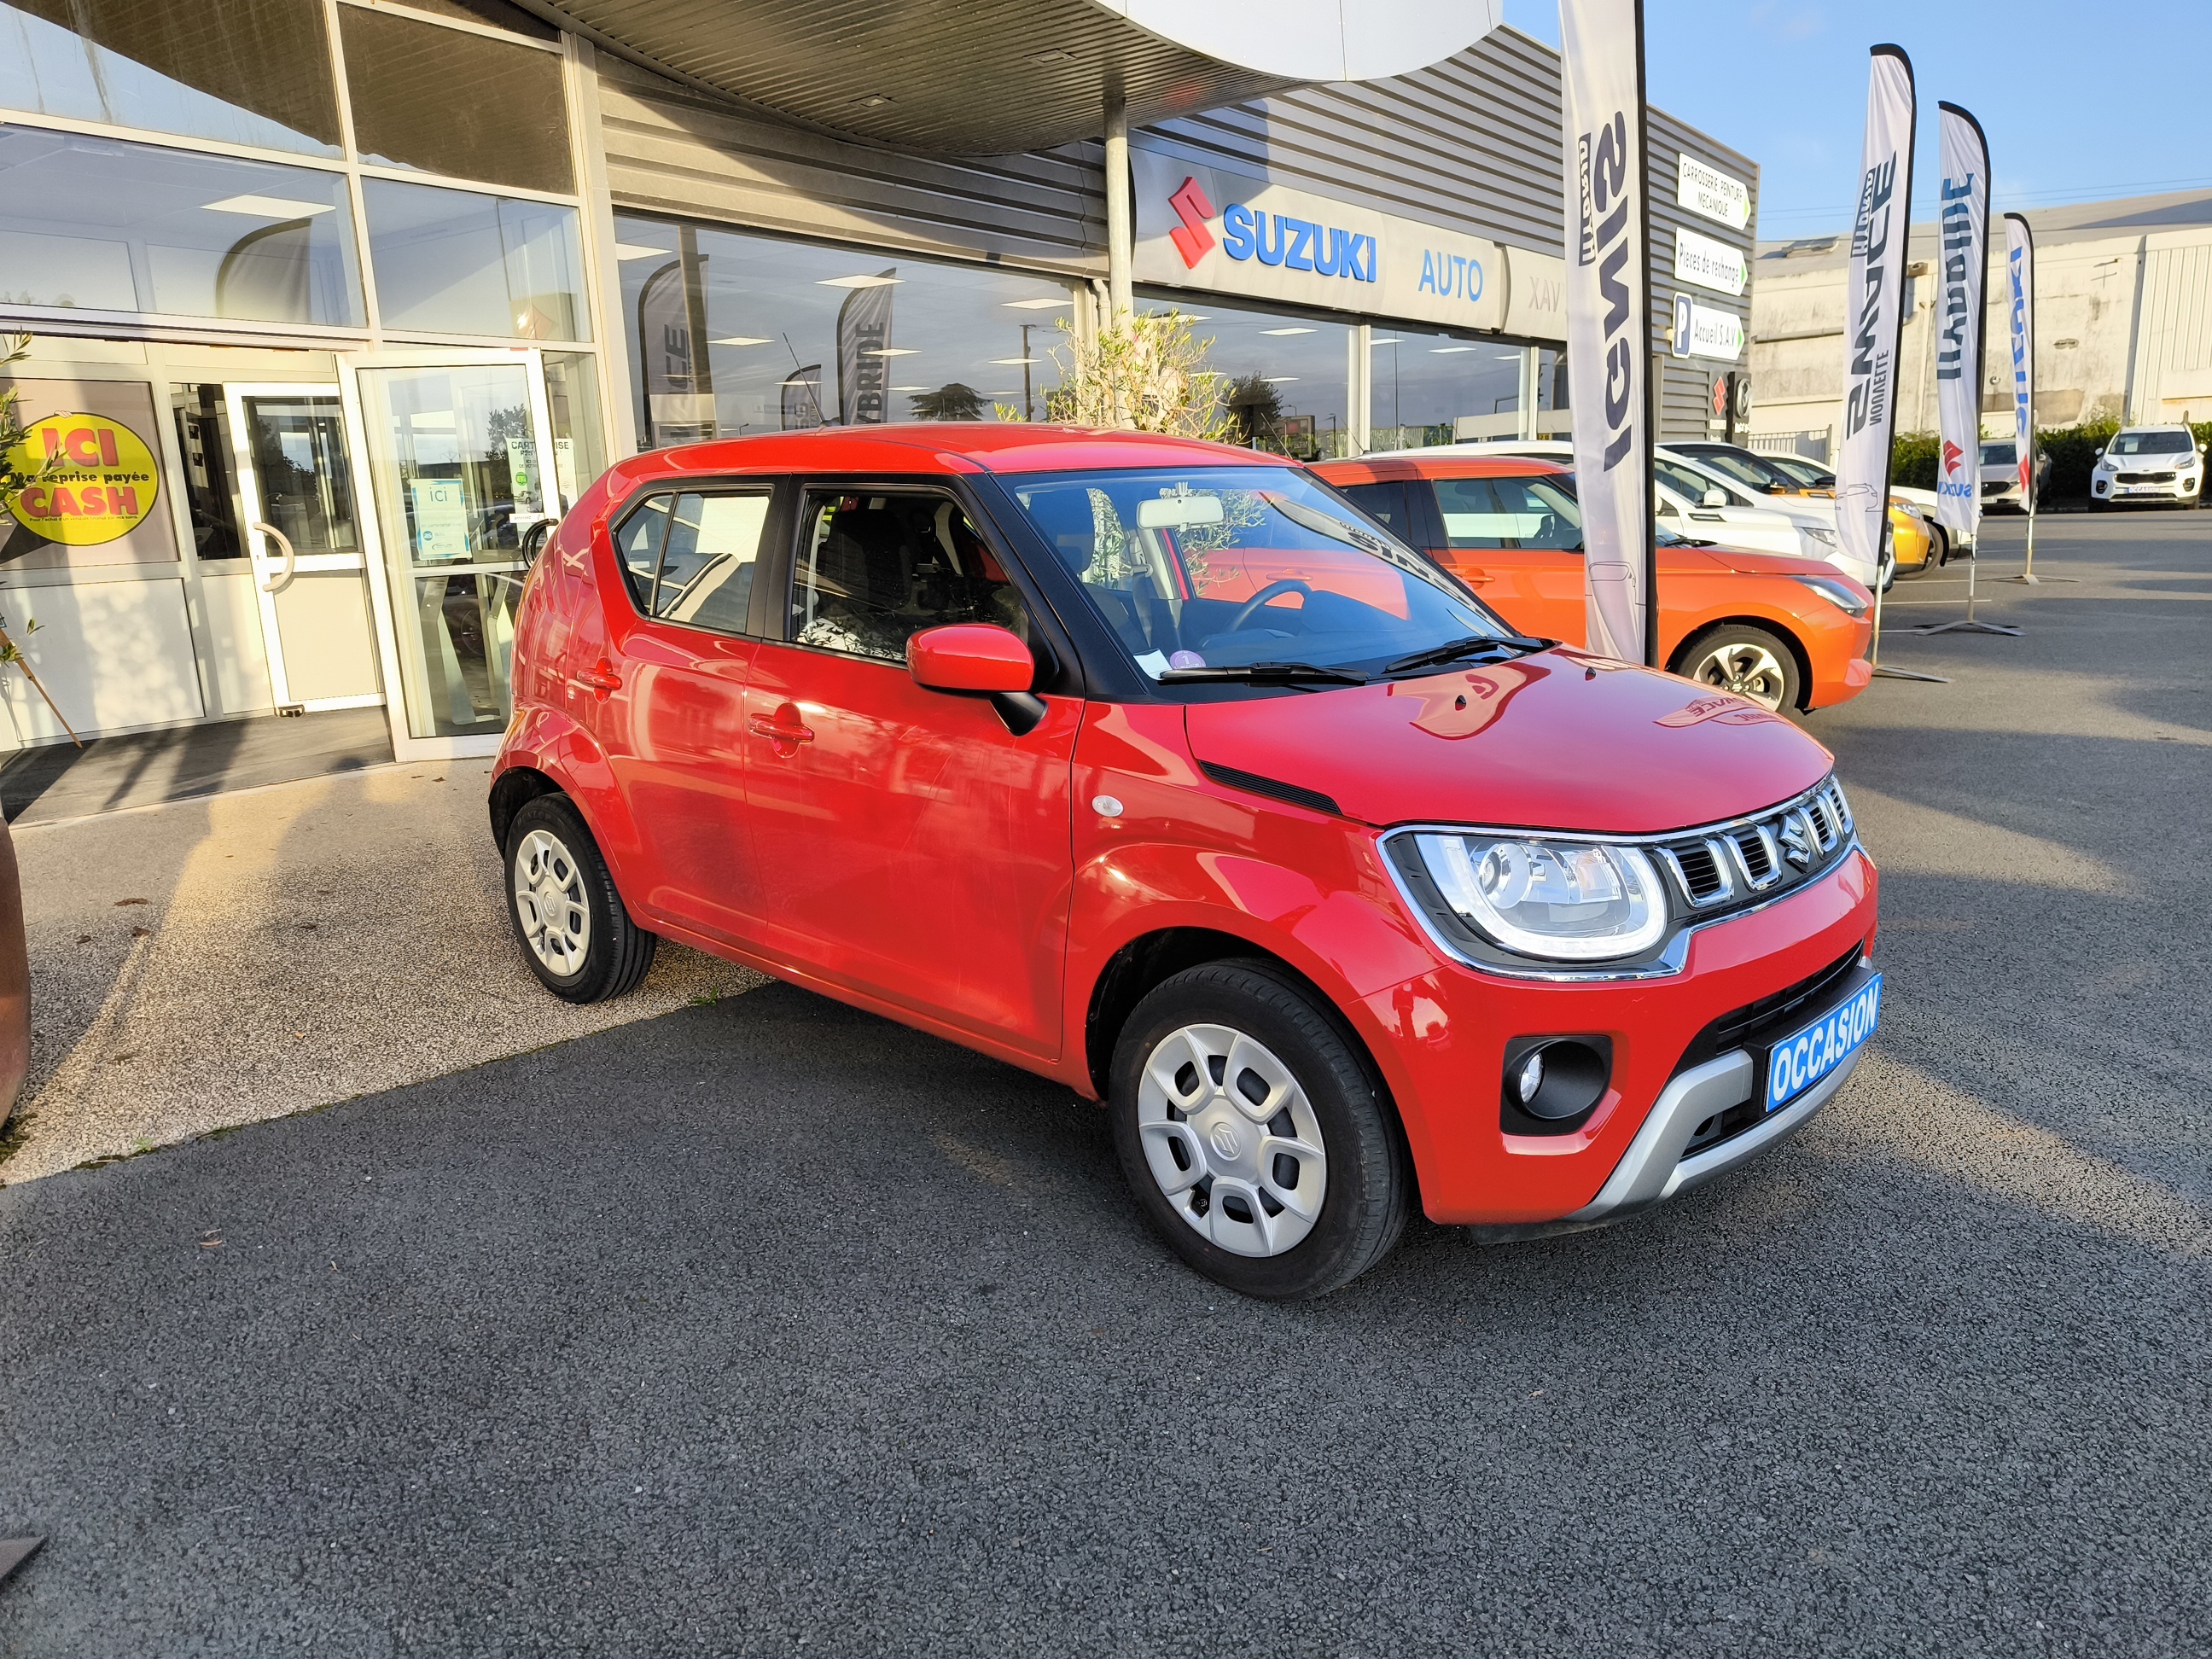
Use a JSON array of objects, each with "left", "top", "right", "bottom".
[
  {"left": 358, "top": 362, "right": 547, "bottom": 738},
  {"left": 0, "top": 125, "right": 362, "bottom": 323},
  {"left": 365, "top": 179, "right": 587, "bottom": 341},
  {"left": 340, "top": 7, "right": 572, "bottom": 195},
  {"left": 0, "top": 0, "right": 341, "bottom": 156},
  {"left": 613, "top": 213, "right": 1076, "bottom": 448},
  {"left": 1370, "top": 329, "right": 1528, "bottom": 451},
  {"left": 1142, "top": 297, "right": 1352, "bottom": 461},
  {"left": 542, "top": 352, "right": 605, "bottom": 511}
]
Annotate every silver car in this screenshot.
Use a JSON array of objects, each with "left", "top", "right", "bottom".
[{"left": 1979, "top": 438, "right": 2050, "bottom": 512}]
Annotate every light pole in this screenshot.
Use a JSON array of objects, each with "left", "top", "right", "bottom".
[{"left": 1022, "top": 323, "right": 1036, "bottom": 422}]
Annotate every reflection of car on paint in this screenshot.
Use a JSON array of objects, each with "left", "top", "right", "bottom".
[
  {"left": 490, "top": 424, "right": 1880, "bottom": 1299},
  {"left": 1313, "top": 453, "right": 1873, "bottom": 715},
  {"left": 2089, "top": 426, "right": 2203, "bottom": 509},
  {"left": 1979, "top": 438, "right": 2049, "bottom": 510}
]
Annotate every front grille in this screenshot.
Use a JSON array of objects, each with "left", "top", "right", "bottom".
[
  {"left": 2118, "top": 469, "right": 2178, "bottom": 484},
  {"left": 1653, "top": 777, "right": 1855, "bottom": 918},
  {"left": 1982, "top": 480, "right": 2011, "bottom": 496},
  {"left": 1672, "top": 943, "right": 1866, "bottom": 1080}
]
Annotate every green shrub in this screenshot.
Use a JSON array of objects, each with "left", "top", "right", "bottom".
[{"left": 1889, "top": 431, "right": 1941, "bottom": 490}]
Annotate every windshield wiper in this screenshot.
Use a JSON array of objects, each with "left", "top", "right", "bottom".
[
  {"left": 1158, "top": 660, "right": 1371, "bottom": 687},
  {"left": 1382, "top": 633, "right": 1544, "bottom": 675}
]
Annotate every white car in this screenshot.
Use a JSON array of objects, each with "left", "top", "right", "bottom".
[
  {"left": 1441, "top": 439, "right": 1877, "bottom": 588},
  {"left": 1673, "top": 442, "right": 1963, "bottom": 556},
  {"left": 1979, "top": 438, "right": 2050, "bottom": 511},
  {"left": 2090, "top": 427, "right": 2204, "bottom": 509}
]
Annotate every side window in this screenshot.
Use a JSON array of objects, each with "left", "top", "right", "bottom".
[
  {"left": 1337, "top": 480, "right": 1412, "bottom": 538},
  {"left": 789, "top": 492, "right": 1030, "bottom": 662},
  {"left": 616, "top": 493, "right": 672, "bottom": 608},
  {"left": 1432, "top": 477, "right": 1512, "bottom": 547},
  {"left": 655, "top": 492, "right": 770, "bottom": 632}
]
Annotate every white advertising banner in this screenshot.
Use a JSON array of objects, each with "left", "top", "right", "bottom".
[
  {"left": 1933, "top": 103, "right": 1991, "bottom": 541},
  {"left": 1130, "top": 148, "right": 1511, "bottom": 335},
  {"left": 1677, "top": 153, "right": 1751, "bottom": 230},
  {"left": 1674, "top": 224, "right": 1748, "bottom": 296},
  {"left": 1559, "top": 0, "right": 1655, "bottom": 664},
  {"left": 1836, "top": 45, "right": 1916, "bottom": 584},
  {"left": 2005, "top": 211, "right": 2037, "bottom": 513}
]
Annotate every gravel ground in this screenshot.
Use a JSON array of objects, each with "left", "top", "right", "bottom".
[{"left": 0, "top": 513, "right": 2206, "bottom": 1657}]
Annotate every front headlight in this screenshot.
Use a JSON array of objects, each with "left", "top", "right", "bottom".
[
  {"left": 1413, "top": 834, "right": 1666, "bottom": 961},
  {"left": 1793, "top": 573, "right": 1871, "bottom": 617},
  {"left": 1800, "top": 524, "right": 1838, "bottom": 549}
]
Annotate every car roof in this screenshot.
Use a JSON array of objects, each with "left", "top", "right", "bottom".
[
  {"left": 1313, "top": 453, "right": 1568, "bottom": 481},
  {"left": 609, "top": 422, "right": 1284, "bottom": 486}
]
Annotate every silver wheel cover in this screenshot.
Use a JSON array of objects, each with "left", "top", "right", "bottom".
[
  {"left": 512, "top": 827, "right": 591, "bottom": 976},
  {"left": 1688, "top": 640, "right": 1790, "bottom": 712},
  {"left": 1136, "top": 1023, "right": 1328, "bottom": 1258}
]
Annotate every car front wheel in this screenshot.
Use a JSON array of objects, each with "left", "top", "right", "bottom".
[
  {"left": 504, "top": 794, "right": 657, "bottom": 1004},
  {"left": 1674, "top": 624, "right": 1802, "bottom": 713},
  {"left": 1110, "top": 961, "right": 1409, "bottom": 1300}
]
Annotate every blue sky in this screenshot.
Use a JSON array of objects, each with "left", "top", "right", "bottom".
[{"left": 1507, "top": 3, "right": 2207, "bottom": 238}]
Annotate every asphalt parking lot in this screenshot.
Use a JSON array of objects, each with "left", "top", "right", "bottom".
[{"left": 3, "top": 512, "right": 2208, "bottom": 1658}]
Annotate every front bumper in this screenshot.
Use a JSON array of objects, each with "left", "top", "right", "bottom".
[{"left": 1363, "top": 847, "right": 1878, "bottom": 1226}]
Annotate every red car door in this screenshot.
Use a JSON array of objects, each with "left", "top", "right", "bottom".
[
  {"left": 596, "top": 485, "right": 775, "bottom": 944},
  {"left": 740, "top": 486, "right": 1078, "bottom": 1059}
]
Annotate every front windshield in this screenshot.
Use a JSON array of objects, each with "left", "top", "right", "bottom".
[
  {"left": 1653, "top": 457, "right": 1737, "bottom": 504},
  {"left": 1006, "top": 466, "right": 1522, "bottom": 681},
  {"left": 1767, "top": 454, "right": 1833, "bottom": 488},
  {"left": 1980, "top": 440, "right": 2017, "bottom": 467},
  {"left": 2109, "top": 429, "right": 2194, "bottom": 456},
  {"left": 1686, "top": 449, "right": 1787, "bottom": 492}
]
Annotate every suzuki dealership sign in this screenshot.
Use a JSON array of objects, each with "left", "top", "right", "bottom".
[{"left": 1132, "top": 147, "right": 1526, "bottom": 335}]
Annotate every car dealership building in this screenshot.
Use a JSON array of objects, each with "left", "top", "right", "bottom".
[{"left": 0, "top": 0, "right": 1760, "bottom": 761}]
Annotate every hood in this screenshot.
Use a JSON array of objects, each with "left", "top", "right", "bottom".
[
  {"left": 1182, "top": 649, "right": 1836, "bottom": 835},
  {"left": 1682, "top": 542, "right": 1841, "bottom": 582}
]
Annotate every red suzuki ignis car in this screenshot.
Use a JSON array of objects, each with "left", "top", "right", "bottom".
[{"left": 492, "top": 425, "right": 1880, "bottom": 1299}]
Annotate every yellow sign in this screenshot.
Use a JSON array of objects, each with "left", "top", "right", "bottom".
[{"left": 6, "top": 411, "right": 161, "bottom": 545}]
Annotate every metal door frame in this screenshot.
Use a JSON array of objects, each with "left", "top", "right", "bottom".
[
  {"left": 223, "top": 381, "right": 386, "bottom": 714},
  {"left": 338, "top": 347, "right": 559, "bottom": 763}
]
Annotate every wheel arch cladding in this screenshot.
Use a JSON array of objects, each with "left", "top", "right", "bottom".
[{"left": 489, "top": 765, "right": 565, "bottom": 851}]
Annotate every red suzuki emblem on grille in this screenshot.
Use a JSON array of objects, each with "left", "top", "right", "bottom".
[
  {"left": 1168, "top": 176, "right": 1217, "bottom": 268},
  {"left": 1942, "top": 439, "right": 1964, "bottom": 475}
]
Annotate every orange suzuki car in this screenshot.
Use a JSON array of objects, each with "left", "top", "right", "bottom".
[{"left": 1313, "top": 455, "right": 1873, "bottom": 714}]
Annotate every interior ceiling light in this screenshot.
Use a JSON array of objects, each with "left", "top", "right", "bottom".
[
  {"left": 991, "top": 357, "right": 1038, "bottom": 364},
  {"left": 612, "top": 242, "right": 670, "bottom": 261},
  {"left": 864, "top": 347, "right": 919, "bottom": 357},
  {"left": 1031, "top": 48, "right": 1075, "bottom": 64},
  {"left": 201, "top": 194, "right": 334, "bottom": 218},
  {"left": 1371, "top": 336, "right": 1404, "bottom": 346},
  {"left": 711, "top": 336, "right": 771, "bottom": 346},
  {"left": 890, "top": 385, "right": 927, "bottom": 391},
  {"left": 852, "top": 94, "right": 894, "bottom": 108},
  {"left": 818, "top": 274, "right": 902, "bottom": 288},
  {"left": 1003, "top": 296, "right": 1071, "bottom": 309},
  {"left": 1430, "top": 346, "right": 1476, "bottom": 354},
  {"left": 1260, "top": 326, "right": 1316, "bottom": 335},
  {"left": 1261, "top": 375, "right": 1297, "bottom": 383}
]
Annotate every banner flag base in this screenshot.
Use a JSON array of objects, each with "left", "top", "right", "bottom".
[
  {"left": 1873, "top": 665, "right": 1952, "bottom": 682},
  {"left": 1911, "top": 618, "right": 2022, "bottom": 636},
  {"left": 2004, "top": 573, "right": 2077, "bottom": 583}
]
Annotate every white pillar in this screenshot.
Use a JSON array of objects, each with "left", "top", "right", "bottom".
[{"left": 1103, "top": 89, "right": 1132, "bottom": 320}]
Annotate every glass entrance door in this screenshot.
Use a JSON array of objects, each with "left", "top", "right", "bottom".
[
  {"left": 224, "top": 385, "right": 384, "bottom": 713},
  {"left": 351, "top": 354, "right": 557, "bottom": 750}
]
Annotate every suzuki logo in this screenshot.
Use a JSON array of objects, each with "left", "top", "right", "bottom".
[
  {"left": 1942, "top": 439, "right": 1964, "bottom": 476},
  {"left": 1779, "top": 809, "right": 1819, "bottom": 868},
  {"left": 1208, "top": 1122, "right": 1241, "bottom": 1160},
  {"left": 1168, "top": 177, "right": 1216, "bottom": 269}
]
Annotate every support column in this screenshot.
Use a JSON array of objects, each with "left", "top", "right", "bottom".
[
  {"left": 1349, "top": 324, "right": 1372, "bottom": 456},
  {"left": 1103, "top": 87, "right": 1132, "bottom": 321},
  {"left": 1518, "top": 346, "right": 1539, "bottom": 439}
]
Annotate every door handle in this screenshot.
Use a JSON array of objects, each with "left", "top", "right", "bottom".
[
  {"left": 748, "top": 710, "right": 814, "bottom": 745},
  {"left": 253, "top": 521, "right": 297, "bottom": 594},
  {"left": 572, "top": 661, "right": 621, "bottom": 695},
  {"left": 1458, "top": 572, "right": 1495, "bottom": 585}
]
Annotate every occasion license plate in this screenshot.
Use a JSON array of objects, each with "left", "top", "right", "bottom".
[{"left": 1764, "top": 972, "right": 1881, "bottom": 1112}]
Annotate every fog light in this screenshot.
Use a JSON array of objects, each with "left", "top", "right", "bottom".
[
  {"left": 1500, "top": 1037, "right": 1612, "bottom": 1131},
  {"left": 1515, "top": 1050, "right": 1545, "bottom": 1103}
]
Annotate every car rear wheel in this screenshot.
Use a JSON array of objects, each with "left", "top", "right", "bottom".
[
  {"left": 505, "top": 795, "right": 656, "bottom": 1004},
  {"left": 1674, "top": 624, "right": 1802, "bottom": 713},
  {"left": 1110, "top": 961, "right": 1408, "bottom": 1300}
]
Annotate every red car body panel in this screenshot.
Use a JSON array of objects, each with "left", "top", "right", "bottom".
[
  {"left": 495, "top": 425, "right": 1879, "bottom": 1233},
  {"left": 1312, "top": 454, "right": 1874, "bottom": 710}
]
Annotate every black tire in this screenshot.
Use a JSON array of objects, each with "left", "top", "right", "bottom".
[
  {"left": 1903, "top": 525, "right": 1942, "bottom": 575},
  {"left": 1670, "top": 622, "right": 1803, "bottom": 714},
  {"left": 1109, "top": 960, "right": 1409, "bottom": 1300},
  {"left": 504, "top": 795, "right": 656, "bottom": 1004}
]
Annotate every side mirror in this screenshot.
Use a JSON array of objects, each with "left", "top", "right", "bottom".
[
  {"left": 1699, "top": 488, "right": 1728, "bottom": 509},
  {"left": 908, "top": 622, "right": 1035, "bottom": 693}
]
